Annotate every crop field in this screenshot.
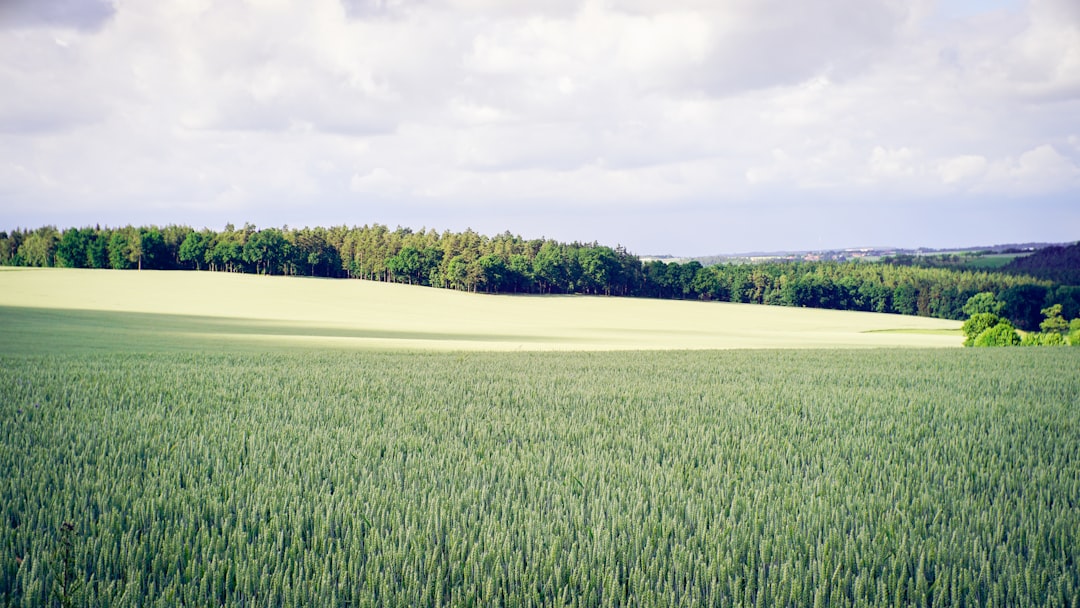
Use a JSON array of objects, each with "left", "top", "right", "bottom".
[
  {"left": 0, "top": 268, "right": 962, "bottom": 352},
  {"left": 2, "top": 348, "right": 1079, "bottom": 607},
  {"left": 957, "top": 254, "right": 1026, "bottom": 270},
  {"left": 2, "top": 268, "right": 1077, "bottom": 606}
]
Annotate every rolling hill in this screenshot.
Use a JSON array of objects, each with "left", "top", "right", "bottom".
[{"left": 0, "top": 267, "right": 962, "bottom": 353}]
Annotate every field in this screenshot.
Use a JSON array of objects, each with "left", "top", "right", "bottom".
[
  {"left": 2, "top": 269, "right": 1078, "bottom": 607},
  {"left": 0, "top": 268, "right": 961, "bottom": 352},
  {"left": 956, "top": 253, "right": 1026, "bottom": 270}
]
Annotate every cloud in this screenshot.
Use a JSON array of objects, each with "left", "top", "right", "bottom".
[
  {"left": 350, "top": 167, "right": 403, "bottom": 196},
  {"left": 869, "top": 146, "right": 918, "bottom": 178},
  {"left": 937, "top": 155, "right": 988, "bottom": 184},
  {"left": 1, "top": 0, "right": 1078, "bottom": 252},
  {"left": 981, "top": 144, "right": 1080, "bottom": 194}
]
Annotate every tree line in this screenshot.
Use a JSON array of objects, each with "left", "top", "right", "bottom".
[
  {"left": 1002, "top": 242, "right": 1080, "bottom": 285},
  {"left": 2, "top": 224, "right": 1076, "bottom": 329},
  {"left": 881, "top": 241, "right": 1080, "bottom": 285}
]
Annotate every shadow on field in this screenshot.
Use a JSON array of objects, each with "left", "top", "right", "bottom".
[{"left": 0, "top": 306, "right": 561, "bottom": 354}]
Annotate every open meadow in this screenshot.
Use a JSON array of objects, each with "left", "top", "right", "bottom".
[
  {"left": 0, "top": 268, "right": 962, "bottom": 352},
  {"left": 2, "top": 268, "right": 1078, "bottom": 607}
]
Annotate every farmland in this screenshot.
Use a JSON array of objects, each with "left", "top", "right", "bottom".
[
  {"left": 3, "top": 349, "right": 1079, "bottom": 606},
  {"left": 0, "top": 268, "right": 961, "bottom": 352},
  {"left": 2, "top": 268, "right": 1078, "bottom": 607}
]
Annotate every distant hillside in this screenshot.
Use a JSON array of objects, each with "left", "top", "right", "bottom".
[
  {"left": 0, "top": 268, "right": 962, "bottom": 352},
  {"left": 1002, "top": 242, "right": 1080, "bottom": 285}
]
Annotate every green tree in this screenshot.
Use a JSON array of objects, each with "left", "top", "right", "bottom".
[
  {"left": 87, "top": 229, "right": 109, "bottom": 268},
  {"left": 973, "top": 321, "right": 1021, "bottom": 347},
  {"left": 179, "top": 231, "right": 209, "bottom": 270},
  {"left": 445, "top": 255, "right": 468, "bottom": 291},
  {"left": 55, "top": 228, "right": 90, "bottom": 268},
  {"left": 138, "top": 227, "right": 166, "bottom": 270},
  {"left": 692, "top": 267, "right": 725, "bottom": 301},
  {"left": 962, "top": 292, "right": 1005, "bottom": 317},
  {"left": 578, "top": 246, "right": 620, "bottom": 295},
  {"left": 893, "top": 283, "right": 918, "bottom": 316},
  {"left": 160, "top": 225, "right": 192, "bottom": 268},
  {"left": 533, "top": 243, "right": 567, "bottom": 293},
  {"left": 108, "top": 230, "right": 135, "bottom": 270},
  {"left": 961, "top": 313, "right": 1001, "bottom": 347},
  {"left": 1000, "top": 284, "right": 1049, "bottom": 331},
  {"left": 17, "top": 227, "right": 59, "bottom": 267},
  {"left": 125, "top": 228, "right": 144, "bottom": 270},
  {"left": 387, "top": 246, "right": 423, "bottom": 284},
  {"left": 505, "top": 254, "right": 533, "bottom": 293},
  {"left": 290, "top": 227, "right": 340, "bottom": 277},
  {"left": 1038, "top": 304, "right": 1067, "bottom": 334},
  {"left": 476, "top": 254, "right": 507, "bottom": 292},
  {"left": 209, "top": 240, "right": 243, "bottom": 272},
  {"left": 0, "top": 230, "right": 16, "bottom": 265},
  {"left": 243, "top": 228, "right": 288, "bottom": 275}
]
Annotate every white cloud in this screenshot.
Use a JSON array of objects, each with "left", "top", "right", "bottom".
[
  {"left": 937, "top": 155, "right": 988, "bottom": 184},
  {"left": 1, "top": 0, "right": 1078, "bottom": 252},
  {"left": 981, "top": 144, "right": 1080, "bottom": 194},
  {"left": 870, "top": 146, "right": 918, "bottom": 178},
  {"left": 349, "top": 167, "right": 401, "bottom": 195}
]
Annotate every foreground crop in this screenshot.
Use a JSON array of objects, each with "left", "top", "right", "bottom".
[{"left": 2, "top": 349, "right": 1078, "bottom": 607}]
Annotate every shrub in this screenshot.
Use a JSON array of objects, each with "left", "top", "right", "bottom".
[
  {"left": 1040, "top": 331, "right": 1066, "bottom": 346},
  {"left": 1022, "top": 331, "right": 1069, "bottom": 346},
  {"left": 973, "top": 321, "right": 1021, "bottom": 347},
  {"left": 962, "top": 313, "right": 1001, "bottom": 347}
]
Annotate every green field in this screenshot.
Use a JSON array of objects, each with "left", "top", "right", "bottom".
[
  {"left": 2, "top": 269, "right": 1077, "bottom": 607},
  {"left": 955, "top": 253, "right": 1026, "bottom": 270}
]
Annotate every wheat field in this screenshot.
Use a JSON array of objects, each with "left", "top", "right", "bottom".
[{"left": 0, "top": 268, "right": 961, "bottom": 352}]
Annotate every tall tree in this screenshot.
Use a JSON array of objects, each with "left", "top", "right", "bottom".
[
  {"left": 179, "top": 231, "right": 210, "bottom": 270},
  {"left": 108, "top": 230, "right": 134, "bottom": 270},
  {"left": 55, "top": 228, "right": 90, "bottom": 268},
  {"left": 17, "top": 227, "right": 59, "bottom": 267},
  {"left": 243, "top": 228, "right": 288, "bottom": 275}
]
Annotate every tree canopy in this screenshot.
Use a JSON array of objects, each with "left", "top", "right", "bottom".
[{"left": 2, "top": 224, "right": 1073, "bottom": 329}]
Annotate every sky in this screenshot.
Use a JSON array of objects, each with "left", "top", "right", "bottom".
[{"left": 1, "top": 0, "right": 1078, "bottom": 255}]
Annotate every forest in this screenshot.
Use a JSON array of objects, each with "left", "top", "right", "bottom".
[{"left": 2, "top": 224, "right": 1077, "bottom": 330}]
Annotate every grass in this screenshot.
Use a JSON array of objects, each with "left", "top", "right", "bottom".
[
  {"left": 959, "top": 253, "right": 1026, "bottom": 270},
  {"left": 2, "top": 267, "right": 1077, "bottom": 606},
  {"left": 865, "top": 328, "right": 965, "bottom": 336},
  {"left": 0, "top": 268, "right": 962, "bottom": 352},
  {"left": 2, "top": 349, "right": 1077, "bottom": 606}
]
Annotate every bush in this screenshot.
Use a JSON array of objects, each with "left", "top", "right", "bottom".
[
  {"left": 1022, "top": 331, "right": 1069, "bottom": 346},
  {"left": 973, "top": 322, "right": 1021, "bottom": 347},
  {"left": 962, "top": 313, "right": 1001, "bottom": 347},
  {"left": 1041, "top": 332, "right": 1066, "bottom": 346}
]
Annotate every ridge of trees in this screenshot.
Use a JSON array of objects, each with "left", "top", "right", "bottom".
[
  {"left": 1001, "top": 241, "right": 1080, "bottom": 285},
  {"left": 2, "top": 224, "right": 1077, "bottom": 330}
]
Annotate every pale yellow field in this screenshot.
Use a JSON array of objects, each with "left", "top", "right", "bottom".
[{"left": 0, "top": 267, "right": 963, "bottom": 351}]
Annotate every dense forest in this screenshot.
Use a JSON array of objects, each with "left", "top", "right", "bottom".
[
  {"left": 1002, "top": 242, "right": 1080, "bottom": 285},
  {"left": 2, "top": 224, "right": 1077, "bottom": 330}
]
